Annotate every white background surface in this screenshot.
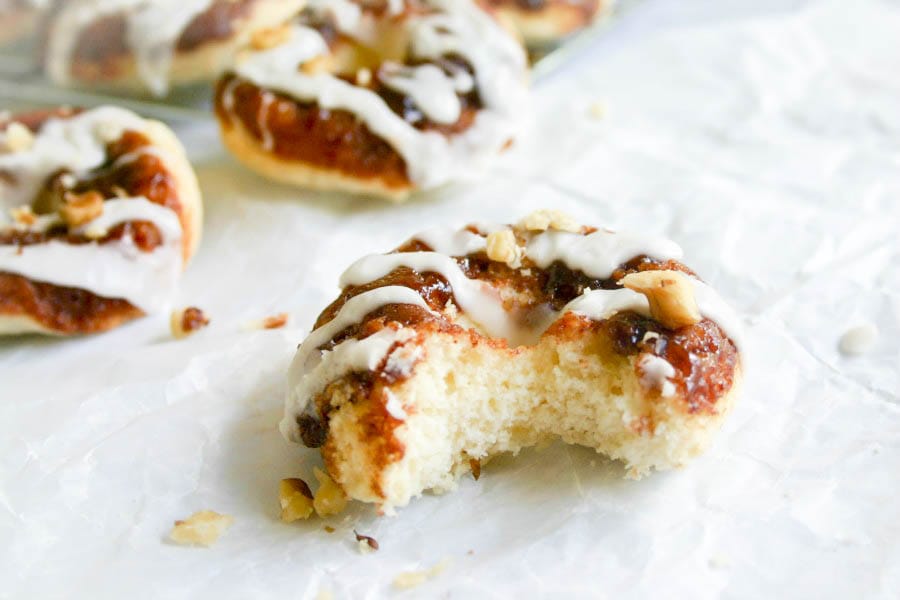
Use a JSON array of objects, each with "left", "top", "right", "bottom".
[{"left": 2, "top": 0, "right": 900, "bottom": 598}]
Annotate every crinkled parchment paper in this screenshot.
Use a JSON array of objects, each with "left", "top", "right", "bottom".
[{"left": 1, "top": 1, "right": 899, "bottom": 597}]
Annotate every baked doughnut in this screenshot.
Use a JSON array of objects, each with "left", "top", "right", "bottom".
[
  {"left": 214, "top": 0, "right": 529, "bottom": 200},
  {"left": 484, "top": 0, "right": 611, "bottom": 48},
  {"left": 0, "top": 106, "right": 202, "bottom": 335},
  {"left": 0, "top": 0, "right": 48, "bottom": 46},
  {"left": 43, "top": 0, "right": 304, "bottom": 96},
  {"left": 282, "top": 211, "right": 743, "bottom": 513}
]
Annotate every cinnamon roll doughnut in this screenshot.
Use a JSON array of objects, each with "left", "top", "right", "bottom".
[
  {"left": 282, "top": 211, "right": 743, "bottom": 513},
  {"left": 484, "top": 0, "right": 612, "bottom": 48},
  {"left": 0, "top": 106, "right": 202, "bottom": 336},
  {"left": 215, "top": 0, "right": 529, "bottom": 200},
  {"left": 43, "top": 0, "right": 305, "bottom": 96}
]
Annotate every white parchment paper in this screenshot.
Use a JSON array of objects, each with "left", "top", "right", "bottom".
[{"left": 2, "top": 1, "right": 899, "bottom": 598}]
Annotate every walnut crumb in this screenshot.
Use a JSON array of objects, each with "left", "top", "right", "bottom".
[
  {"left": 169, "top": 510, "right": 234, "bottom": 547},
  {"left": 469, "top": 458, "right": 481, "bottom": 481},
  {"left": 485, "top": 228, "right": 521, "bottom": 268},
  {"left": 313, "top": 468, "right": 347, "bottom": 517},
  {"left": 250, "top": 24, "right": 291, "bottom": 50},
  {"left": 301, "top": 55, "right": 330, "bottom": 75},
  {"left": 4, "top": 122, "right": 34, "bottom": 152},
  {"left": 518, "top": 209, "right": 580, "bottom": 233},
  {"left": 170, "top": 307, "right": 210, "bottom": 340},
  {"left": 354, "top": 530, "right": 379, "bottom": 553},
  {"left": 59, "top": 190, "right": 104, "bottom": 228},
  {"left": 392, "top": 559, "right": 451, "bottom": 590},
  {"left": 262, "top": 313, "right": 289, "bottom": 329},
  {"left": 356, "top": 68, "right": 372, "bottom": 86},
  {"left": 280, "top": 478, "right": 314, "bottom": 522},
  {"left": 9, "top": 205, "right": 36, "bottom": 226},
  {"left": 621, "top": 270, "right": 701, "bottom": 329}
]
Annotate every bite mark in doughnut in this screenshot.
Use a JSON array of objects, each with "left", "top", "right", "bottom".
[
  {"left": 43, "top": 0, "right": 305, "bottom": 96},
  {"left": 0, "top": 106, "right": 202, "bottom": 336},
  {"left": 282, "top": 212, "right": 743, "bottom": 513},
  {"left": 215, "top": 0, "right": 530, "bottom": 200}
]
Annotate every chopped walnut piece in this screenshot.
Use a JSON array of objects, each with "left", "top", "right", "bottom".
[
  {"left": 251, "top": 24, "right": 291, "bottom": 50},
  {"left": 313, "top": 467, "right": 347, "bottom": 517},
  {"left": 469, "top": 458, "right": 481, "bottom": 481},
  {"left": 9, "top": 205, "right": 36, "bottom": 226},
  {"left": 356, "top": 68, "right": 372, "bottom": 86},
  {"left": 59, "top": 191, "right": 104, "bottom": 228},
  {"left": 301, "top": 55, "right": 330, "bottom": 75},
  {"left": 170, "top": 307, "right": 210, "bottom": 339},
  {"left": 392, "top": 559, "right": 451, "bottom": 590},
  {"left": 4, "top": 122, "right": 34, "bottom": 152},
  {"left": 262, "top": 313, "right": 289, "bottom": 329},
  {"left": 621, "top": 270, "right": 701, "bottom": 329},
  {"left": 485, "top": 228, "right": 521, "bottom": 268},
  {"left": 518, "top": 209, "right": 580, "bottom": 233},
  {"left": 169, "top": 510, "right": 234, "bottom": 547},
  {"left": 280, "top": 478, "right": 315, "bottom": 522},
  {"left": 354, "top": 530, "right": 379, "bottom": 553}
]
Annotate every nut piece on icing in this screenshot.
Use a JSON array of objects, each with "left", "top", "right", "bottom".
[
  {"left": 517, "top": 209, "right": 580, "bottom": 233},
  {"left": 280, "top": 478, "right": 315, "bottom": 522},
  {"left": 10, "top": 205, "right": 37, "bottom": 226},
  {"left": 169, "top": 510, "right": 234, "bottom": 546},
  {"left": 170, "top": 307, "right": 210, "bottom": 339},
  {"left": 485, "top": 228, "right": 521, "bottom": 267},
  {"left": 251, "top": 24, "right": 291, "bottom": 50},
  {"left": 4, "top": 122, "right": 34, "bottom": 153},
  {"left": 301, "top": 55, "right": 330, "bottom": 75},
  {"left": 622, "top": 270, "right": 702, "bottom": 329},
  {"left": 59, "top": 191, "right": 104, "bottom": 228},
  {"left": 313, "top": 467, "right": 347, "bottom": 517}
]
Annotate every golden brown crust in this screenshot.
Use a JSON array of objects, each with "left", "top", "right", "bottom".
[{"left": 0, "top": 108, "right": 203, "bottom": 336}]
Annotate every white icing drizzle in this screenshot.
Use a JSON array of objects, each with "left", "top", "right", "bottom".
[
  {"left": 0, "top": 106, "right": 148, "bottom": 209},
  {"left": 410, "top": 225, "right": 486, "bottom": 255},
  {"left": 281, "top": 285, "right": 434, "bottom": 441},
  {"left": 638, "top": 354, "right": 677, "bottom": 397},
  {"left": 340, "top": 251, "right": 521, "bottom": 342},
  {"left": 229, "top": 0, "right": 528, "bottom": 188},
  {"left": 378, "top": 62, "right": 473, "bottom": 125},
  {"left": 0, "top": 198, "right": 183, "bottom": 312},
  {"left": 526, "top": 229, "right": 685, "bottom": 279},
  {"left": 45, "top": 0, "right": 215, "bottom": 96}
]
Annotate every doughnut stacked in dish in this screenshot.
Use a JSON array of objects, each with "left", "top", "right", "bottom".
[
  {"left": 41, "top": 0, "right": 305, "bottom": 95},
  {"left": 0, "top": 106, "right": 202, "bottom": 335},
  {"left": 281, "top": 211, "right": 743, "bottom": 513},
  {"left": 484, "top": 0, "right": 612, "bottom": 48},
  {"left": 214, "top": 0, "right": 530, "bottom": 200}
]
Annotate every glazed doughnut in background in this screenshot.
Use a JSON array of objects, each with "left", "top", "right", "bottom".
[
  {"left": 0, "top": 0, "right": 49, "bottom": 46},
  {"left": 43, "top": 0, "right": 305, "bottom": 96},
  {"left": 214, "top": 0, "right": 530, "bottom": 201},
  {"left": 484, "top": 0, "right": 612, "bottom": 49},
  {"left": 0, "top": 106, "right": 202, "bottom": 336},
  {"left": 281, "top": 211, "right": 743, "bottom": 513}
]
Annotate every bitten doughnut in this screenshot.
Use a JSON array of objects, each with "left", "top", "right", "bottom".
[
  {"left": 43, "top": 0, "right": 304, "bottom": 96},
  {"left": 0, "top": 106, "right": 202, "bottom": 335},
  {"left": 484, "top": 0, "right": 611, "bottom": 48},
  {"left": 0, "top": 0, "right": 48, "bottom": 46},
  {"left": 282, "top": 211, "right": 743, "bottom": 513},
  {"left": 215, "top": 0, "right": 529, "bottom": 200}
]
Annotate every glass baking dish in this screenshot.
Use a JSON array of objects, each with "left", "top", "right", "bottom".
[{"left": 0, "top": 0, "right": 642, "bottom": 122}]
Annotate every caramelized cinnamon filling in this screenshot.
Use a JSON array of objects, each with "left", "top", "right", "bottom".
[{"left": 215, "top": 55, "right": 483, "bottom": 186}]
